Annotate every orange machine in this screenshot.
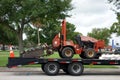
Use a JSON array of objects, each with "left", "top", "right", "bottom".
[{"left": 52, "top": 19, "right": 105, "bottom": 59}]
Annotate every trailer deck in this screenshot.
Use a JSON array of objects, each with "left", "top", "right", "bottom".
[{"left": 7, "top": 57, "right": 120, "bottom": 75}]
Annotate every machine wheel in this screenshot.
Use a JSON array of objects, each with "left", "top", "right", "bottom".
[
  {"left": 84, "top": 48, "right": 96, "bottom": 59},
  {"left": 61, "top": 47, "right": 74, "bottom": 58},
  {"left": 95, "top": 52, "right": 102, "bottom": 59},
  {"left": 79, "top": 52, "right": 86, "bottom": 59},
  {"left": 68, "top": 62, "right": 84, "bottom": 76},
  {"left": 44, "top": 62, "right": 60, "bottom": 75},
  {"left": 58, "top": 51, "right": 64, "bottom": 58}
]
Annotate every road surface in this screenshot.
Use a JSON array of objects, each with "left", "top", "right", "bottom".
[{"left": 0, "top": 68, "right": 120, "bottom": 80}]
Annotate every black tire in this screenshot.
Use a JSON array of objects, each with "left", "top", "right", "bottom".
[
  {"left": 62, "top": 69, "right": 69, "bottom": 74},
  {"left": 62, "top": 65, "right": 69, "bottom": 74},
  {"left": 95, "top": 52, "right": 102, "bottom": 59},
  {"left": 84, "top": 48, "right": 96, "bottom": 59},
  {"left": 79, "top": 52, "right": 86, "bottom": 59},
  {"left": 68, "top": 62, "right": 84, "bottom": 76},
  {"left": 58, "top": 51, "right": 64, "bottom": 58},
  {"left": 44, "top": 62, "right": 60, "bottom": 75},
  {"left": 61, "top": 47, "right": 74, "bottom": 58},
  {"left": 41, "top": 64, "right": 45, "bottom": 72}
]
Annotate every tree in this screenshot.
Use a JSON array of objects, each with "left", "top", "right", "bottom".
[
  {"left": 24, "top": 21, "right": 82, "bottom": 46},
  {"left": 108, "top": 0, "right": 120, "bottom": 35},
  {"left": 0, "top": 25, "right": 18, "bottom": 50},
  {"left": 66, "top": 22, "right": 82, "bottom": 41},
  {"left": 110, "top": 21, "right": 120, "bottom": 36},
  {"left": 87, "top": 28, "right": 111, "bottom": 45},
  {"left": 24, "top": 19, "right": 61, "bottom": 46},
  {"left": 108, "top": 0, "right": 120, "bottom": 12},
  {"left": 109, "top": 13, "right": 120, "bottom": 35},
  {"left": 23, "top": 26, "right": 37, "bottom": 47},
  {"left": 0, "top": 0, "right": 72, "bottom": 54}
]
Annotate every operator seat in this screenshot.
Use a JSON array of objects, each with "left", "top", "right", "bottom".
[{"left": 75, "top": 34, "right": 83, "bottom": 47}]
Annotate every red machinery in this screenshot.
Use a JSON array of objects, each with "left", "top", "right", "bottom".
[{"left": 52, "top": 19, "right": 105, "bottom": 59}]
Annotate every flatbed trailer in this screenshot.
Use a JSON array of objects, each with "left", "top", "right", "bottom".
[{"left": 7, "top": 57, "right": 120, "bottom": 75}]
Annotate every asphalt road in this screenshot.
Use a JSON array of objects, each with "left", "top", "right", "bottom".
[{"left": 0, "top": 68, "right": 120, "bottom": 80}]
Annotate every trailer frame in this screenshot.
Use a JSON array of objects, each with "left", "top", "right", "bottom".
[{"left": 7, "top": 57, "right": 120, "bottom": 75}]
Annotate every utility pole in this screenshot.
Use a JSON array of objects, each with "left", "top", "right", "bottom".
[
  {"left": 38, "top": 28, "right": 40, "bottom": 45},
  {"left": 38, "top": 28, "right": 42, "bottom": 46},
  {"left": 32, "top": 21, "right": 42, "bottom": 46}
]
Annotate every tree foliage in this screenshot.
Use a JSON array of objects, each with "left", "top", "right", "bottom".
[
  {"left": 109, "top": 13, "right": 120, "bottom": 35},
  {"left": 0, "top": 25, "right": 18, "bottom": 50},
  {"left": 24, "top": 20, "right": 61, "bottom": 46},
  {"left": 110, "top": 21, "right": 120, "bottom": 36},
  {"left": 0, "top": 25, "right": 18, "bottom": 45},
  {"left": 0, "top": 0, "right": 72, "bottom": 53},
  {"left": 24, "top": 21, "right": 82, "bottom": 47},
  {"left": 108, "top": 0, "right": 120, "bottom": 12},
  {"left": 87, "top": 28, "right": 111, "bottom": 45},
  {"left": 108, "top": 0, "right": 120, "bottom": 36},
  {"left": 66, "top": 22, "right": 82, "bottom": 41}
]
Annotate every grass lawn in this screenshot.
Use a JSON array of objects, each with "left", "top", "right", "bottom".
[
  {"left": 0, "top": 50, "right": 118, "bottom": 68},
  {"left": 0, "top": 50, "right": 19, "bottom": 67}
]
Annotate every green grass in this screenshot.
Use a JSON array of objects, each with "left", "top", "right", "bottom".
[
  {"left": 84, "top": 65, "right": 117, "bottom": 68},
  {"left": 0, "top": 50, "right": 19, "bottom": 67},
  {"left": 45, "top": 52, "right": 80, "bottom": 58},
  {"left": 0, "top": 51, "right": 118, "bottom": 68}
]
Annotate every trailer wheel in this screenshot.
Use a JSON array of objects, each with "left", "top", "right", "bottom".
[
  {"left": 62, "top": 69, "right": 69, "bottom": 74},
  {"left": 84, "top": 48, "right": 96, "bottom": 59},
  {"left": 41, "top": 64, "right": 45, "bottom": 72},
  {"left": 68, "top": 62, "right": 84, "bottom": 76},
  {"left": 61, "top": 47, "right": 74, "bottom": 58},
  {"left": 44, "top": 62, "right": 60, "bottom": 75}
]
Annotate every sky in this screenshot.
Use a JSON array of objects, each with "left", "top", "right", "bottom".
[
  {"left": 66, "top": 0, "right": 120, "bottom": 46},
  {"left": 23, "top": 0, "right": 119, "bottom": 45}
]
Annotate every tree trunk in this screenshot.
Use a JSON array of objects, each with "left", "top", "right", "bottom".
[
  {"left": 2, "top": 44, "right": 5, "bottom": 51},
  {"left": 18, "top": 28, "right": 23, "bottom": 57}
]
